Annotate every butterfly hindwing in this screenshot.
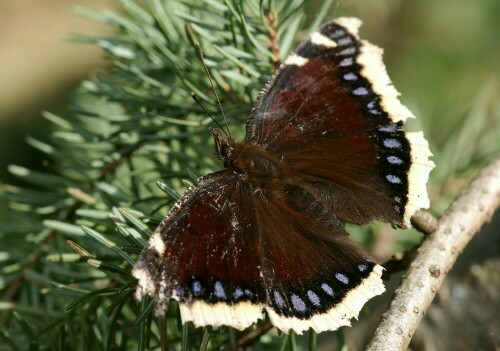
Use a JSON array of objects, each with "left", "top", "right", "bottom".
[
  {"left": 246, "top": 18, "right": 434, "bottom": 227},
  {"left": 133, "top": 171, "right": 385, "bottom": 334},
  {"left": 133, "top": 170, "right": 265, "bottom": 330},
  {"left": 253, "top": 180, "right": 384, "bottom": 334}
]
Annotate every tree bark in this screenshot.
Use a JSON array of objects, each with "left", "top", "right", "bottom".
[{"left": 366, "top": 157, "right": 500, "bottom": 351}]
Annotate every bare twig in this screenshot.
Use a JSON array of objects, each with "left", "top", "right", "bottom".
[
  {"left": 366, "top": 157, "right": 500, "bottom": 351},
  {"left": 382, "top": 211, "right": 439, "bottom": 277},
  {"left": 264, "top": 9, "right": 280, "bottom": 69},
  {"left": 223, "top": 321, "right": 273, "bottom": 351},
  {"left": 410, "top": 210, "right": 439, "bottom": 235},
  {"left": 382, "top": 246, "right": 419, "bottom": 278}
]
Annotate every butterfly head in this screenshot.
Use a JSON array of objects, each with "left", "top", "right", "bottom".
[{"left": 211, "top": 128, "right": 237, "bottom": 167}]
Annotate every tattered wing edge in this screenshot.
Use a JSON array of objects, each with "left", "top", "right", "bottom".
[
  {"left": 265, "top": 264, "right": 385, "bottom": 335},
  {"left": 336, "top": 17, "right": 435, "bottom": 227}
]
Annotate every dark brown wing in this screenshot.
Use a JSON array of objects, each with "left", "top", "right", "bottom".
[
  {"left": 133, "top": 169, "right": 384, "bottom": 334},
  {"left": 132, "top": 170, "right": 265, "bottom": 330},
  {"left": 246, "top": 18, "right": 433, "bottom": 227},
  {"left": 255, "top": 180, "right": 384, "bottom": 334}
]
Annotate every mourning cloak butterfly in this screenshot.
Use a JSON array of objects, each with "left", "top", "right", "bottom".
[{"left": 132, "top": 17, "right": 434, "bottom": 334}]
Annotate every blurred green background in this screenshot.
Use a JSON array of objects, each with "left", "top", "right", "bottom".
[
  {"left": 0, "top": 0, "right": 113, "bottom": 191},
  {"left": 2, "top": 0, "right": 499, "bottom": 205},
  {"left": 0, "top": 0, "right": 498, "bottom": 350}
]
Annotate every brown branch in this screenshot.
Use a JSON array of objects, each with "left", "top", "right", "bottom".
[
  {"left": 223, "top": 321, "right": 273, "bottom": 351},
  {"left": 410, "top": 210, "right": 439, "bottom": 235},
  {"left": 382, "top": 210, "right": 439, "bottom": 277},
  {"left": 264, "top": 9, "right": 281, "bottom": 69},
  {"left": 366, "top": 157, "right": 500, "bottom": 351},
  {"left": 382, "top": 246, "right": 419, "bottom": 278}
]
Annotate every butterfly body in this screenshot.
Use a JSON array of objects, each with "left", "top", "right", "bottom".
[
  {"left": 133, "top": 17, "right": 434, "bottom": 334},
  {"left": 228, "top": 141, "right": 283, "bottom": 185},
  {"left": 214, "top": 129, "right": 348, "bottom": 238}
]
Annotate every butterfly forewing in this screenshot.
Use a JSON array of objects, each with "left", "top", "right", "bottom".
[
  {"left": 133, "top": 170, "right": 265, "bottom": 330},
  {"left": 246, "top": 18, "right": 433, "bottom": 227}
]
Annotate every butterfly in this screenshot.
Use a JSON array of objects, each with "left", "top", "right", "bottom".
[{"left": 132, "top": 17, "right": 434, "bottom": 334}]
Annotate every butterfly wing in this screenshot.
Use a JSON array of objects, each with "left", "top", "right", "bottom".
[
  {"left": 246, "top": 17, "right": 434, "bottom": 227},
  {"left": 132, "top": 170, "right": 265, "bottom": 330},
  {"left": 132, "top": 169, "right": 383, "bottom": 334},
  {"left": 255, "top": 180, "right": 384, "bottom": 334}
]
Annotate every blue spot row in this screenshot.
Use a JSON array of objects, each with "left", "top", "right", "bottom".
[
  {"left": 321, "top": 283, "right": 334, "bottom": 296},
  {"left": 307, "top": 290, "right": 321, "bottom": 306},
  {"left": 352, "top": 87, "right": 369, "bottom": 96},
  {"left": 335, "top": 273, "right": 349, "bottom": 284},
  {"left": 340, "top": 57, "right": 354, "bottom": 67},
  {"left": 291, "top": 294, "right": 307, "bottom": 312},
  {"left": 383, "top": 138, "right": 402, "bottom": 149},
  {"left": 188, "top": 280, "right": 255, "bottom": 302},
  {"left": 337, "top": 37, "right": 353, "bottom": 46},
  {"left": 214, "top": 281, "right": 226, "bottom": 299},
  {"left": 387, "top": 155, "right": 403, "bottom": 165},
  {"left": 270, "top": 267, "right": 372, "bottom": 313},
  {"left": 386, "top": 174, "right": 402, "bottom": 184},
  {"left": 358, "top": 263, "right": 367, "bottom": 272}
]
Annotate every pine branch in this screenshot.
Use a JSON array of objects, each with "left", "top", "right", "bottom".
[
  {"left": 0, "top": 1, "right": 331, "bottom": 349},
  {"left": 222, "top": 321, "right": 273, "bottom": 351},
  {"left": 367, "top": 157, "right": 500, "bottom": 351}
]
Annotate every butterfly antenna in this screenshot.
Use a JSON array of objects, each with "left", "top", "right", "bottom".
[
  {"left": 195, "top": 43, "right": 232, "bottom": 138},
  {"left": 191, "top": 92, "right": 228, "bottom": 135}
]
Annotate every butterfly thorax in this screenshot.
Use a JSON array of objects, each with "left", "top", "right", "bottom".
[{"left": 212, "top": 129, "right": 282, "bottom": 188}]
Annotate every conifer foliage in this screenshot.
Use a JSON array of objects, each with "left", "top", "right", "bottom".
[{"left": 0, "top": 0, "right": 335, "bottom": 349}]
